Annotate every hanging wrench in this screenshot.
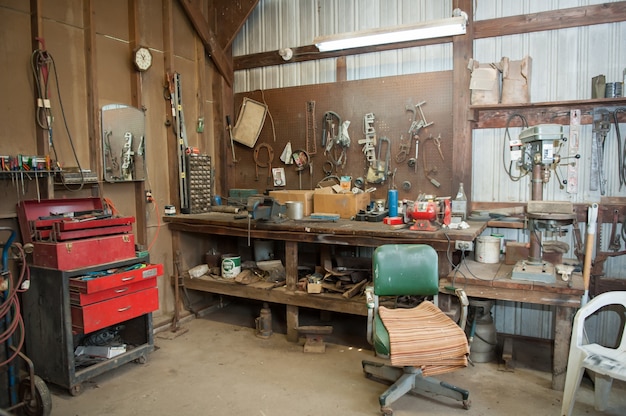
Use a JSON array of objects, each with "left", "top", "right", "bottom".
[{"left": 433, "top": 134, "right": 444, "bottom": 160}]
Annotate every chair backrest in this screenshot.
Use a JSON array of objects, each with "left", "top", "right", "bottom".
[
  {"left": 573, "top": 291, "right": 626, "bottom": 350},
  {"left": 372, "top": 244, "right": 439, "bottom": 297}
]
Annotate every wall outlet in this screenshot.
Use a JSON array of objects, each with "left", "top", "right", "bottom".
[{"left": 455, "top": 240, "right": 474, "bottom": 251}]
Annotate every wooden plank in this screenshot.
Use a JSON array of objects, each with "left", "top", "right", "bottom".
[
  {"left": 552, "top": 305, "right": 575, "bottom": 391},
  {"left": 182, "top": 276, "right": 367, "bottom": 316},
  {"left": 286, "top": 305, "right": 298, "bottom": 342},
  {"left": 452, "top": 0, "right": 474, "bottom": 216},
  {"left": 474, "top": 2, "right": 626, "bottom": 39},
  {"left": 209, "top": 0, "right": 259, "bottom": 50},
  {"left": 233, "top": 38, "right": 454, "bottom": 71},
  {"left": 470, "top": 98, "right": 626, "bottom": 129}
]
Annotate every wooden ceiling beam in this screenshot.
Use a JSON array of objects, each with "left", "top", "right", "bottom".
[
  {"left": 234, "top": 37, "right": 454, "bottom": 71},
  {"left": 474, "top": 1, "right": 626, "bottom": 39},
  {"left": 210, "top": 0, "right": 259, "bottom": 50},
  {"left": 178, "top": 0, "right": 233, "bottom": 87}
]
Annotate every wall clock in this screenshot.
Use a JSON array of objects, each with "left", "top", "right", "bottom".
[{"left": 133, "top": 46, "right": 152, "bottom": 72}]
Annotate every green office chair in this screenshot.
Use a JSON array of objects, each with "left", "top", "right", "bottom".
[{"left": 362, "top": 244, "right": 471, "bottom": 415}]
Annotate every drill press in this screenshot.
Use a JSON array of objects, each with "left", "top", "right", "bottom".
[{"left": 511, "top": 124, "right": 576, "bottom": 283}]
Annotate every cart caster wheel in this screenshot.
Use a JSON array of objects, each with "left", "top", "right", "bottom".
[
  {"left": 135, "top": 354, "right": 147, "bottom": 364},
  {"left": 462, "top": 399, "right": 471, "bottom": 410},
  {"left": 381, "top": 406, "right": 393, "bottom": 415},
  {"left": 69, "top": 383, "right": 82, "bottom": 396},
  {"left": 18, "top": 375, "right": 52, "bottom": 416}
]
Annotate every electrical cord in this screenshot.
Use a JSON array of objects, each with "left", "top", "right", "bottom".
[
  {"left": 502, "top": 113, "right": 529, "bottom": 182},
  {"left": 0, "top": 241, "right": 29, "bottom": 367},
  {"left": 31, "top": 47, "right": 85, "bottom": 191}
]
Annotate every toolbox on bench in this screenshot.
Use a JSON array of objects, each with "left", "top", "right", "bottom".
[
  {"left": 69, "top": 263, "right": 162, "bottom": 333},
  {"left": 17, "top": 198, "right": 137, "bottom": 270}
]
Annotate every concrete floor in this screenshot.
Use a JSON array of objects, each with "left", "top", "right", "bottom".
[{"left": 50, "top": 301, "right": 626, "bottom": 416}]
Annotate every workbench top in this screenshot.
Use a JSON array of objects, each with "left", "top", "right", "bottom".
[
  {"left": 441, "top": 259, "right": 584, "bottom": 307},
  {"left": 163, "top": 212, "right": 487, "bottom": 250}
]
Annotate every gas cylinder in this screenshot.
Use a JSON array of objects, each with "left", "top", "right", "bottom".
[{"left": 468, "top": 299, "right": 497, "bottom": 363}]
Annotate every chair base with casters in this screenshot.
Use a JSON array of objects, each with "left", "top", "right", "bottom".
[
  {"left": 560, "top": 290, "right": 626, "bottom": 416},
  {"left": 362, "top": 360, "right": 470, "bottom": 415},
  {"left": 363, "top": 244, "right": 471, "bottom": 415}
]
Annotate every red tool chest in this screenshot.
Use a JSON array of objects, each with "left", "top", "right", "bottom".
[
  {"left": 17, "top": 198, "right": 136, "bottom": 270},
  {"left": 69, "top": 263, "right": 162, "bottom": 333}
]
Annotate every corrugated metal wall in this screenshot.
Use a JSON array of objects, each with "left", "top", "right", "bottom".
[{"left": 233, "top": 0, "right": 626, "bottom": 340}]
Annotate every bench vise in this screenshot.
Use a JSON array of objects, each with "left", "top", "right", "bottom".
[{"left": 246, "top": 196, "right": 286, "bottom": 222}]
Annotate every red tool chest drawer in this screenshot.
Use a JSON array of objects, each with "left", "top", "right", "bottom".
[
  {"left": 71, "top": 288, "right": 158, "bottom": 334},
  {"left": 17, "top": 198, "right": 137, "bottom": 270},
  {"left": 34, "top": 234, "right": 136, "bottom": 271},
  {"left": 70, "top": 263, "right": 162, "bottom": 305},
  {"left": 70, "top": 263, "right": 162, "bottom": 333}
]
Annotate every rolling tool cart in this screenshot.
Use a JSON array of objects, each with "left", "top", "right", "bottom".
[
  {"left": 1, "top": 228, "right": 51, "bottom": 416},
  {"left": 17, "top": 198, "right": 161, "bottom": 395}
]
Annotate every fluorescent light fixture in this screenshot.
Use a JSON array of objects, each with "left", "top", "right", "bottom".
[{"left": 314, "top": 15, "right": 467, "bottom": 52}]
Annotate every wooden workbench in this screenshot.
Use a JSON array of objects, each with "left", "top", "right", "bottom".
[
  {"left": 440, "top": 259, "right": 584, "bottom": 391},
  {"left": 165, "top": 213, "right": 581, "bottom": 391},
  {"left": 164, "top": 212, "right": 486, "bottom": 336}
]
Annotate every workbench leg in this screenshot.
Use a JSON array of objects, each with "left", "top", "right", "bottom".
[
  {"left": 286, "top": 305, "right": 299, "bottom": 342},
  {"left": 552, "top": 305, "right": 575, "bottom": 391}
]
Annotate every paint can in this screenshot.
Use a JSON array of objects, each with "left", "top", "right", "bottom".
[
  {"left": 475, "top": 236, "right": 500, "bottom": 263},
  {"left": 221, "top": 254, "right": 241, "bottom": 278},
  {"left": 285, "top": 201, "right": 303, "bottom": 219}
]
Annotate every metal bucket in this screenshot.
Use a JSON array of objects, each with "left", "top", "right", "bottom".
[{"left": 475, "top": 236, "right": 500, "bottom": 263}]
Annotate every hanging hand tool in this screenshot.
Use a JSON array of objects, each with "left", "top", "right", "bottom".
[
  {"left": 567, "top": 110, "right": 581, "bottom": 194},
  {"left": 608, "top": 209, "right": 621, "bottom": 251},
  {"left": 395, "top": 135, "right": 410, "bottom": 163},
  {"left": 226, "top": 115, "right": 238, "bottom": 163},
  {"left": 292, "top": 149, "right": 310, "bottom": 190},
  {"left": 590, "top": 110, "right": 610, "bottom": 195},
  {"left": 366, "top": 137, "right": 390, "bottom": 184},
  {"left": 423, "top": 134, "right": 444, "bottom": 188},
  {"left": 408, "top": 135, "right": 420, "bottom": 173},
  {"left": 169, "top": 72, "right": 190, "bottom": 213},
  {"left": 581, "top": 203, "right": 598, "bottom": 306},
  {"left": 433, "top": 134, "right": 444, "bottom": 161},
  {"left": 305, "top": 101, "right": 317, "bottom": 155},
  {"left": 613, "top": 108, "right": 626, "bottom": 190},
  {"left": 253, "top": 143, "right": 274, "bottom": 185}
]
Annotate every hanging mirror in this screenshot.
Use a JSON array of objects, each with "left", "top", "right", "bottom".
[{"left": 101, "top": 104, "right": 146, "bottom": 182}]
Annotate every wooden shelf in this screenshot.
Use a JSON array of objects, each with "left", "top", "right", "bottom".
[{"left": 470, "top": 97, "right": 626, "bottom": 129}]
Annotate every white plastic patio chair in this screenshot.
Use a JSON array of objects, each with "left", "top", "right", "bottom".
[{"left": 561, "top": 291, "right": 626, "bottom": 416}]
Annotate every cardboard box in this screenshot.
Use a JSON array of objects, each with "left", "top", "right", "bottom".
[
  {"left": 269, "top": 190, "right": 314, "bottom": 216},
  {"left": 313, "top": 189, "right": 370, "bottom": 219},
  {"left": 501, "top": 56, "right": 532, "bottom": 104},
  {"left": 469, "top": 58, "right": 502, "bottom": 105}
]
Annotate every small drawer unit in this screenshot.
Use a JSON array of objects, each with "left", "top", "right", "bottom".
[
  {"left": 70, "top": 263, "right": 162, "bottom": 333},
  {"left": 22, "top": 257, "right": 160, "bottom": 395}
]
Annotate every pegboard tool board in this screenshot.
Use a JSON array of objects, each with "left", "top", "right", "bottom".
[{"left": 232, "top": 71, "right": 454, "bottom": 202}]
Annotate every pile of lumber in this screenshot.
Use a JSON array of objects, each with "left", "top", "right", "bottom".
[{"left": 378, "top": 301, "right": 469, "bottom": 377}]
